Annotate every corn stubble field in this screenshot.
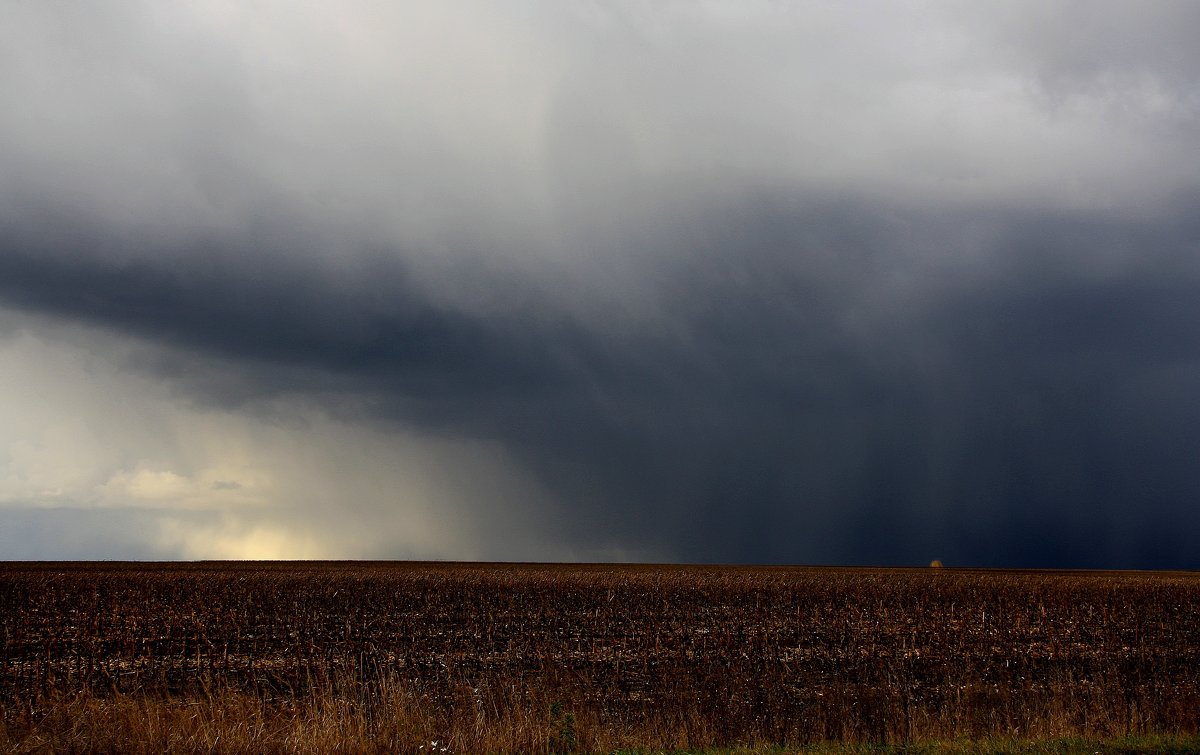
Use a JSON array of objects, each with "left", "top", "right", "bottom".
[{"left": 2, "top": 562, "right": 1199, "bottom": 753}]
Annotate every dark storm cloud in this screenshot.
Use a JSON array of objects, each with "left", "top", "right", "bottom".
[
  {"left": 3, "top": 2, "right": 1200, "bottom": 566},
  {"left": 517, "top": 205, "right": 1200, "bottom": 569},
  {"left": 0, "top": 237, "right": 560, "bottom": 399},
  {"left": 5, "top": 195, "right": 1200, "bottom": 568}
]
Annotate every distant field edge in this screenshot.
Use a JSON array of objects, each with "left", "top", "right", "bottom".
[{"left": 0, "top": 560, "right": 1197, "bottom": 576}]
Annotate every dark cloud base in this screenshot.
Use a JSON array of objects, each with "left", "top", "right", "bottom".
[{"left": 3, "top": 194, "right": 1200, "bottom": 569}]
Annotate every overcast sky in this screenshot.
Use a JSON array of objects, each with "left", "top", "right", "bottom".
[{"left": 2, "top": 1, "right": 1198, "bottom": 567}]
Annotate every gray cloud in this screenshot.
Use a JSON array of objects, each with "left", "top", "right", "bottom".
[
  {"left": 1, "top": 2, "right": 1198, "bottom": 567},
  {"left": 960, "top": 1, "right": 1200, "bottom": 96}
]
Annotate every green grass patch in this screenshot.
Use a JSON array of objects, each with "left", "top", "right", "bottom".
[{"left": 604, "top": 734, "right": 1200, "bottom": 755}]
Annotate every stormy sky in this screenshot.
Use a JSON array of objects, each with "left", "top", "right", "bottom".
[{"left": 2, "top": 1, "right": 1199, "bottom": 567}]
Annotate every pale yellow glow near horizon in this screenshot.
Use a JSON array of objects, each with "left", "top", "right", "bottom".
[
  {"left": 158, "top": 517, "right": 333, "bottom": 560},
  {"left": 0, "top": 316, "right": 567, "bottom": 561}
]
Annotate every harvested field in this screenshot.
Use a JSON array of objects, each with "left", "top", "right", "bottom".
[{"left": 2, "top": 562, "right": 1199, "bottom": 752}]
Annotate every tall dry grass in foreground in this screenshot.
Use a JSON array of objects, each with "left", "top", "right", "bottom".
[
  {"left": 2, "top": 563, "right": 1199, "bottom": 753},
  {"left": 4, "top": 679, "right": 555, "bottom": 754},
  {"left": 4, "top": 669, "right": 1195, "bottom": 754}
]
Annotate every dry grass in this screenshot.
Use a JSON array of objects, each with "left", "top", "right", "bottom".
[
  {"left": 1, "top": 676, "right": 722, "bottom": 754},
  {"left": 3, "top": 563, "right": 1199, "bottom": 753},
  {"left": 6, "top": 688, "right": 1200, "bottom": 755}
]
